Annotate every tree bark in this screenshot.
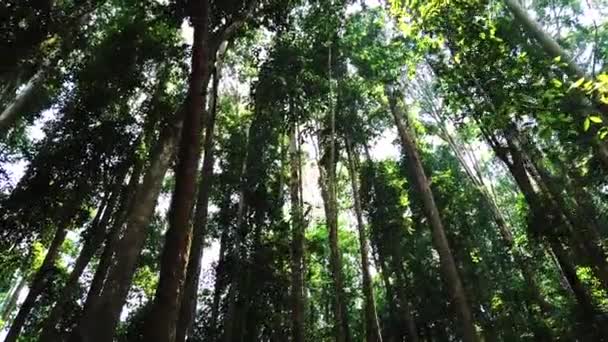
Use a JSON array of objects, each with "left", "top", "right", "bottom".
[
  {"left": 386, "top": 85, "right": 478, "bottom": 342},
  {"left": 375, "top": 252, "right": 398, "bottom": 342},
  {"left": 345, "top": 137, "right": 382, "bottom": 342},
  {"left": 390, "top": 256, "right": 419, "bottom": 342},
  {"left": 516, "top": 135, "right": 608, "bottom": 290},
  {"left": 5, "top": 225, "right": 67, "bottom": 342},
  {"left": 289, "top": 123, "right": 306, "bottom": 342},
  {"left": 176, "top": 39, "right": 227, "bottom": 342}
]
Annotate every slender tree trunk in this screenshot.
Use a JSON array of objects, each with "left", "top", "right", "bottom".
[
  {"left": 386, "top": 85, "right": 478, "bottom": 342},
  {"left": 390, "top": 257, "right": 419, "bottom": 342},
  {"left": 80, "top": 215, "right": 119, "bottom": 313},
  {"left": 40, "top": 172, "right": 126, "bottom": 341},
  {"left": 482, "top": 128, "right": 604, "bottom": 321},
  {"left": 375, "top": 253, "right": 398, "bottom": 342},
  {"left": 73, "top": 113, "right": 182, "bottom": 342},
  {"left": 236, "top": 225, "right": 262, "bottom": 342},
  {"left": 318, "top": 43, "right": 351, "bottom": 342},
  {"left": 503, "top": 0, "right": 586, "bottom": 79},
  {"left": 80, "top": 156, "right": 144, "bottom": 316},
  {"left": 176, "top": 39, "right": 227, "bottom": 342},
  {"left": 0, "top": 68, "right": 45, "bottom": 136},
  {"left": 5, "top": 225, "right": 68, "bottom": 342},
  {"left": 1, "top": 277, "right": 26, "bottom": 324},
  {"left": 289, "top": 123, "right": 306, "bottom": 342},
  {"left": 547, "top": 238, "right": 598, "bottom": 318},
  {"left": 434, "top": 122, "right": 553, "bottom": 315},
  {"left": 503, "top": 0, "right": 608, "bottom": 169},
  {"left": 223, "top": 124, "right": 250, "bottom": 342},
  {"left": 516, "top": 135, "right": 608, "bottom": 290},
  {"left": 345, "top": 138, "right": 382, "bottom": 342},
  {"left": 210, "top": 229, "right": 228, "bottom": 340}
]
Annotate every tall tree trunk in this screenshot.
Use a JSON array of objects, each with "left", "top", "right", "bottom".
[
  {"left": 210, "top": 229, "right": 228, "bottom": 340},
  {"left": 515, "top": 135, "right": 608, "bottom": 290},
  {"left": 547, "top": 238, "right": 598, "bottom": 319},
  {"left": 503, "top": 0, "right": 586, "bottom": 80},
  {"left": 502, "top": 0, "right": 608, "bottom": 168},
  {"left": 223, "top": 124, "right": 250, "bottom": 342},
  {"left": 4, "top": 225, "right": 68, "bottom": 342},
  {"left": 386, "top": 85, "right": 478, "bottom": 342},
  {"left": 481, "top": 127, "right": 603, "bottom": 320},
  {"left": 390, "top": 256, "right": 419, "bottom": 342},
  {"left": 319, "top": 43, "right": 351, "bottom": 342},
  {"left": 140, "top": 0, "right": 211, "bottom": 339},
  {"left": 176, "top": 39, "right": 227, "bottom": 342},
  {"left": 73, "top": 114, "right": 182, "bottom": 342},
  {"left": 289, "top": 123, "right": 306, "bottom": 342},
  {"left": 345, "top": 138, "right": 382, "bottom": 342},
  {"left": 1, "top": 277, "right": 26, "bottom": 325},
  {"left": 433, "top": 120, "right": 553, "bottom": 315},
  {"left": 80, "top": 155, "right": 145, "bottom": 316},
  {"left": 375, "top": 252, "right": 398, "bottom": 342},
  {"left": 236, "top": 224, "right": 263, "bottom": 342},
  {"left": 40, "top": 171, "right": 126, "bottom": 341}
]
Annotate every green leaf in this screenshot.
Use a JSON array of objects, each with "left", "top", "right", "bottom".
[
  {"left": 589, "top": 115, "right": 603, "bottom": 123},
  {"left": 551, "top": 78, "right": 562, "bottom": 88},
  {"left": 568, "top": 77, "right": 585, "bottom": 91},
  {"left": 553, "top": 55, "right": 562, "bottom": 63},
  {"left": 599, "top": 128, "right": 608, "bottom": 140},
  {"left": 584, "top": 117, "right": 591, "bottom": 131}
]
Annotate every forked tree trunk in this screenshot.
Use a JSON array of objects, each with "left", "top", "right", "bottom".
[
  {"left": 289, "top": 123, "right": 305, "bottom": 342},
  {"left": 345, "top": 138, "right": 382, "bottom": 342},
  {"left": 386, "top": 85, "right": 478, "bottom": 342},
  {"left": 176, "top": 39, "right": 227, "bottom": 342},
  {"left": 5, "top": 225, "right": 68, "bottom": 342}
]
